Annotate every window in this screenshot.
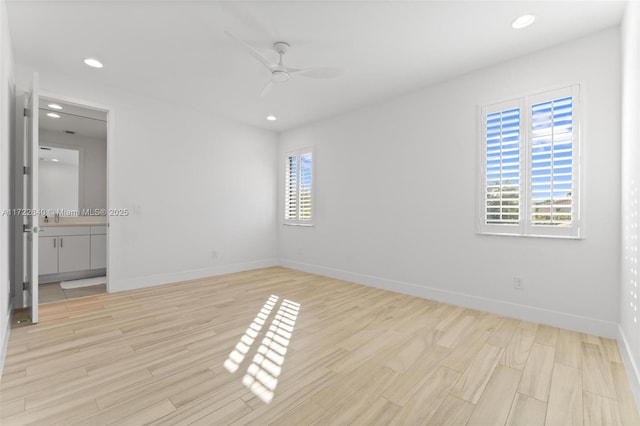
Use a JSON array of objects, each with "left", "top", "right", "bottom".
[
  {"left": 479, "top": 85, "right": 580, "bottom": 238},
  {"left": 284, "top": 148, "right": 313, "bottom": 225}
]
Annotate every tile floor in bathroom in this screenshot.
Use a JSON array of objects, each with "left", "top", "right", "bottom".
[{"left": 39, "top": 282, "right": 106, "bottom": 304}]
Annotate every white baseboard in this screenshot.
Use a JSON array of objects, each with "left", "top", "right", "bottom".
[
  {"left": 0, "top": 309, "right": 12, "bottom": 381},
  {"left": 279, "top": 259, "right": 618, "bottom": 338},
  {"left": 110, "top": 258, "right": 279, "bottom": 293},
  {"left": 618, "top": 325, "right": 640, "bottom": 410}
]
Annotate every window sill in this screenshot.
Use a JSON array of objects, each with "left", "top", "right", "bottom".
[
  {"left": 283, "top": 223, "right": 315, "bottom": 227},
  {"left": 476, "top": 231, "right": 582, "bottom": 240}
]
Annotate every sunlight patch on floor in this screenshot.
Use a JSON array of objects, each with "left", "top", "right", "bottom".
[
  {"left": 224, "top": 295, "right": 279, "bottom": 374},
  {"left": 224, "top": 295, "right": 300, "bottom": 404}
]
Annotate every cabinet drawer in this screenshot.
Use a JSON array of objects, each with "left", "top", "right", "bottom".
[{"left": 91, "top": 225, "right": 107, "bottom": 235}]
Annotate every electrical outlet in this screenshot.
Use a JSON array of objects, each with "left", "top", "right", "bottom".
[{"left": 514, "top": 277, "right": 524, "bottom": 290}]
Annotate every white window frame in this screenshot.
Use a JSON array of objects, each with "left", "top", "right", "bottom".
[
  {"left": 284, "top": 147, "right": 315, "bottom": 226},
  {"left": 477, "top": 84, "right": 582, "bottom": 239}
]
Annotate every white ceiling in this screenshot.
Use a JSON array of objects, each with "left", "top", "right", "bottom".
[
  {"left": 7, "top": 1, "right": 626, "bottom": 132},
  {"left": 39, "top": 97, "right": 107, "bottom": 139}
]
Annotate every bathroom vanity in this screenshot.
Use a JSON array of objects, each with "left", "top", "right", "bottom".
[{"left": 38, "top": 219, "right": 107, "bottom": 283}]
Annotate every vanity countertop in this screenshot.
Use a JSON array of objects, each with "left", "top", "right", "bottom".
[{"left": 40, "top": 217, "right": 107, "bottom": 227}]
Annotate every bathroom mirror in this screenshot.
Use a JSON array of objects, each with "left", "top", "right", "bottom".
[{"left": 39, "top": 146, "right": 80, "bottom": 214}]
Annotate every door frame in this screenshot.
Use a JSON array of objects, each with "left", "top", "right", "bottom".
[
  {"left": 14, "top": 90, "right": 115, "bottom": 305},
  {"left": 24, "top": 73, "right": 39, "bottom": 322}
]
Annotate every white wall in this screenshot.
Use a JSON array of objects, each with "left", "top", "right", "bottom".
[
  {"left": 15, "top": 64, "right": 279, "bottom": 293},
  {"left": 279, "top": 28, "right": 621, "bottom": 337},
  {"left": 0, "top": 0, "right": 14, "bottom": 377},
  {"left": 40, "top": 129, "right": 107, "bottom": 211},
  {"left": 620, "top": 0, "right": 640, "bottom": 406}
]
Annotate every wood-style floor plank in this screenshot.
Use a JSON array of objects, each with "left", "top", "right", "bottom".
[
  {"left": 610, "top": 362, "right": 640, "bottom": 425},
  {"left": 556, "top": 328, "right": 583, "bottom": 369},
  {"left": 312, "top": 367, "right": 397, "bottom": 424},
  {"left": 466, "top": 365, "right": 521, "bottom": 425},
  {"left": 535, "top": 324, "right": 560, "bottom": 347},
  {"left": 546, "top": 363, "right": 584, "bottom": 426},
  {"left": 426, "top": 395, "right": 475, "bottom": 426},
  {"left": 506, "top": 392, "right": 547, "bottom": 426},
  {"left": 582, "top": 342, "right": 618, "bottom": 400},
  {"left": 518, "top": 343, "right": 555, "bottom": 401},
  {"left": 0, "top": 266, "right": 637, "bottom": 425},
  {"left": 500, "top": 325, "right": 538, "bottom": 370},
  {"left": 391, "top": 366, "right": 460, "bottom": 424},
  {"left": 268, "top": 398, "right": 327, "bottom": 425},
  {"left": 450, "top": 343, "right": 503, "bottom": 404},
  {"left": 487, "top": 317, "right": 519, "bottom": 348},
  {"left": 583, "top": 391, "right": 623, "bottom": 426}
]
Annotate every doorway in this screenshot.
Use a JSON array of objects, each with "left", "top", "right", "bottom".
[
  {"left": 37, "top": 97, "right": 109, "bottom": 304},
  {"left": 13, "top": 86, "right": 113, "bottom": 316}
]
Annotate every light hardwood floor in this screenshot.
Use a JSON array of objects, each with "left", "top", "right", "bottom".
[{"left": 1, "top": 267, "right": 638, "bottom": 425}]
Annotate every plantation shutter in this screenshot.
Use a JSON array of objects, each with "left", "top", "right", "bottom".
[
  {"left": 530, "top": 93, "right": 574, "bottom": 227},
  {"left": 285, "top": 154, "right": 297, "bottom": 221},
  {"left": 299, "top": 151, "right": 313, "bottom": 221},
  {"left": 484, "top": 104, "right": 521, "bottom": 226},
  {"left": 284, "top": 148, "right": 314, "bottom": 225},
  {"left": 478, "top": 85, "right": 579, "bottom": 238}
]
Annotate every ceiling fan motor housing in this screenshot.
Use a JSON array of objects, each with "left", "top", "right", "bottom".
[
  {"left": 273, "top": 42, "right": 290, "bottom": 54},
  {"left": 272, "top": 70, "right": 290, "bottom": 83}
]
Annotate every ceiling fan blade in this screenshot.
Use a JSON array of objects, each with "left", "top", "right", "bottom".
[
  {"left": 291, "top": 67, "right": 344, "bottom": 79},
  {"left": 260, "top": 80, "right": 275, "bottom": 97},
  {"left": 224, "top": 30, "right": 276, "bottom": 71}
]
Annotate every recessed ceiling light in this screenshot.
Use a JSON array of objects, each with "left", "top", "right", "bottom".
[
  {"left": 512, "top": 14, "right": 536, "bottom": 29},
  {"left": 46, "top": 113, "right": 60, "bottom": 118},
  {"left": 83, "top": 58, "right": 104, "bottom": 68},
  {"left": 51, "top": 159, "right": 59, "bottom": 162},
  {"left": 266, "top": 115, "right": 277, "bottom": 121},
  {"left": 48, "top": 103, "right": 62, "bottom": 110}
]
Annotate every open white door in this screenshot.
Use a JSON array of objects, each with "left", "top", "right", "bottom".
[{"left": 24, "top": 73, "right": 39, "bottom": 323}]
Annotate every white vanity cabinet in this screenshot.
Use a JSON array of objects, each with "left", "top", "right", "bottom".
[
  {"left": 38, "top": 225, "right": 106, "bottom": 276},
  {"left": 90, "top": 226, "right": 107, "bottom": 270},
  {"left": 38, "top": 236, "right": 59, "bottom": 275},
  {"left": 58, "top": 235, "right": 91, "bottom": 273}
]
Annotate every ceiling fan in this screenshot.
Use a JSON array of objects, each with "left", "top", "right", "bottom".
[{"left": 225, "top": 31, "right": 344, "bottom": 97}]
